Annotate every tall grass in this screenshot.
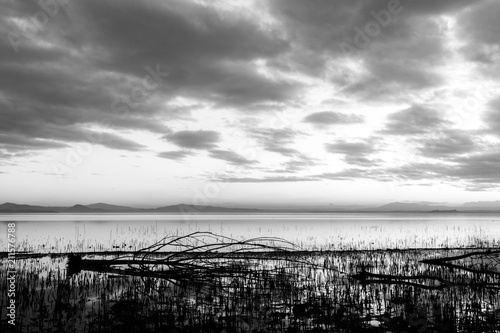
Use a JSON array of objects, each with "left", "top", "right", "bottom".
[{"left": 1, "top": 238, "right": 499, "bottom": 332}]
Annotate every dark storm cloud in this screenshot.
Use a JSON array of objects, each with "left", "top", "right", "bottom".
[
  {"left": 2, "top": 0, "right": 494, "bottom": 176},
  {"left": 0, "top": 40, "right": 170, "bottom": 136},
  {"left": 339, "top": 15, "right": 449, "bottom": 101},
  {"left": 267, "top": 0, "right": 473, "bottom": 97},
  {"left": 158, "top": 150, "right": 194, "bottom": 160},
  {"left": 70, "top": 1, "right": 288, "bottom": 73},
  {"left": 163, "top": 130, "right": 220, "bottom": 150},
  {"left": 458, "top": 1, "right": 500, "bottom": 74},
  {"left": 64, "top": 0, "right": 299, "bottom": 108},
  {"left": 209, "top": 149, "right": 257, "bottom": 166},
  {"left": 383, "top": 105, "right": 449, "bottom": 135},
  {"left": 0, "top": 0, "right": 298, "bottom": 156},
  {"left": 279, "top": 0, "right": 494, "bottom": 104},
  {"left": 303, "top": 111, "right": 363, "bottom": 126}
]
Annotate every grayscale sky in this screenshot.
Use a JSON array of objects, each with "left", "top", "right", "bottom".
[{"left": 1, "top": 0, "right": 500, "bottom": 207}]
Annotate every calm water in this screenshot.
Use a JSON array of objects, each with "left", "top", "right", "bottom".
[{"left": 1, "top": 212, "right": 499, "bottom": 252}]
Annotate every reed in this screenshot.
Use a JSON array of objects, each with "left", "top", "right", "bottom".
[{"left": 1, "top": 234, "right": 499, "bottom": 332}]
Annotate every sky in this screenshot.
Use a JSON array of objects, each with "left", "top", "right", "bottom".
[{"left": 1, "top": 0, "right": 500, "bottom": 208}]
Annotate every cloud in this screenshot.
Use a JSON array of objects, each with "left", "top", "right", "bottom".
[
  {"left": 214, "top": 176, "right": 318, "bottom": 183},
  {"left": 325, "top": 140, "right": 380, "bottom": 167},
  {"left": 209, "top": 149, "right": 257, "bottom": 165},
  {"left": 3, "top": 0, "right": 499, "bottom": 197},
  {"left": 447, "top": 152, "right": 500, "bottom": 186},
  {"left": 163, "top": 130, "right": 220, "bottom": 150},
  {"left": 316, "top": 162, "right": 445, "bottom": 183},
  {"left": 325, "top": 141, "right": 373, "bottom": 155},
  {"left": 0, "top": 104, "right": 145, "bottom": 152},
  {"left": 266, "top": 0, "right": 474, "bottom": 101},
  {"left": 264, "top": 146, "right": 300, "bottom": 156},
  {"left": 303, "top": 111, "right": 363, "bottom": 126},
  {"left": 387, "top": 151, "right": 500, "bottom": 190},
  {"left": 63, "top": 0, "right": 299, "bottom": 108},
  {"left": 485, "top": 98, "right": 500, "bottom": 133},
  {"left": 317, "top": 170, "right": 367, "bottom": 181},
  {"left": 158, "top": 150, "right": 194, "bottom": 160},
  {"left": 343, "top": 155, "right": 380, "bottom": 167},
  {"left": 315, "top": 144, "right": 500, "bottom": 191},
  {"left": 416, "top": 130, "right": 478, "bottom": 159},
  {"left": 382, "top": 105, "right": 450, "bottom": 135},
  {"left": 97, "top": 132, "right": 146, "bottom": 151},
  {"left": 0, "top": 0, "right": 299, "bottom": 157},
  {"left": 282, "top": 155, "right": 318, "bottom": 171},
  {"left": 269, "top": 154, "right": 320, "bottom": 174},
  {"left": 0, "top": 149, "right": 32, "bottom": 161},
  {"left": 248, "top": 128, "right": 302, "bottom": 157},
  {"left": 458, "top": 1, "right": 500, "bottom": 75},
  {"left": 0, "top": 134, "right": 68, "bottom": 151}
]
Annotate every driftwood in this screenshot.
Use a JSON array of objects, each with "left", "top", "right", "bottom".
[
  {"left": 66, "top": 231, "right": 307, "bottom": 286},
  {"left": 421, "top": 249, "right": 500, "bottom": 276},
  {"left": 352, "top": 250, "right": 500, "bottom": 291}
]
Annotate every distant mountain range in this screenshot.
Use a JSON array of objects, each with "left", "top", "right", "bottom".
[
  {"left": 1, "top": 201, "right": 500, "bottom": 213},
  {"left": 0, "top": 202, "right": 261, "bottom": 214},
  {"left": 368, "top": 202, "right": 455, "bottom": 212},
  {"left": 461, "top": 201, "right": 500, "bottom": 209},
  {"left": 364, "top": 201, "right": 500, "bottom": 212},
  {"left": 0, "top": 201, "right": 500, "bottom": 214}
]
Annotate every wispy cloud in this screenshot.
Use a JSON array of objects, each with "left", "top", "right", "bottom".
[
  {"left": 214, "top": 175, "right": 319, "bottom": 183},
  {"left": 248, "top": 128, "right": 302, "bottom": 157},
  {"left": 303, "top": 111, "right": 363, "bottom": 127},
  {"left": 158, "top": 150, "right": 194, "bottom": 160},
  {"left": 209, "top": 149, "right": 257, "bottom": 166},
  {"left": 163, "top": 130, "right": 220, "bottom": 150}
]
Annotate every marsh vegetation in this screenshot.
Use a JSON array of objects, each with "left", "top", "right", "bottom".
[{"left": 1, "top": 230, "right": 499, "bottom": 332}]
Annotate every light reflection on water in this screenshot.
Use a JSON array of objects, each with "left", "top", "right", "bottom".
[{"left": 0, "top": 213, "right": 499, "bottom": 252}]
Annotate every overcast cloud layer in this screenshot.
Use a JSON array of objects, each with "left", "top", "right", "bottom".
[{"left": 1, "top": 0, "right": 500, "bottom": 205}]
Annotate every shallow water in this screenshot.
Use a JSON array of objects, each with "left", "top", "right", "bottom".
[
  {"left": 1, "top": 212, "right": 499, "bottom": 252},
  {"left": 1, "top": 214, "right": 499, "bottom": 332}
]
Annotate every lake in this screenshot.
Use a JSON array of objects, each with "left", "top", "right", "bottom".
[
  {"left": 1, "top": 212, "right": 499, "bottom": 252},
  {"left": 1, "top": 213, "right": 499, "bottom": 332}
]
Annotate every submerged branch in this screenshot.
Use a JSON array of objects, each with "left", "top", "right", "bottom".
[
  {"left": 352, "top": 249, "right": 500, "bottom": 291},
  {"left": 420, "top": 250, "right": 500, "bottom": 276},
  {"left": 67, "top": 231, "right": 314, "bottom": 287}
]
